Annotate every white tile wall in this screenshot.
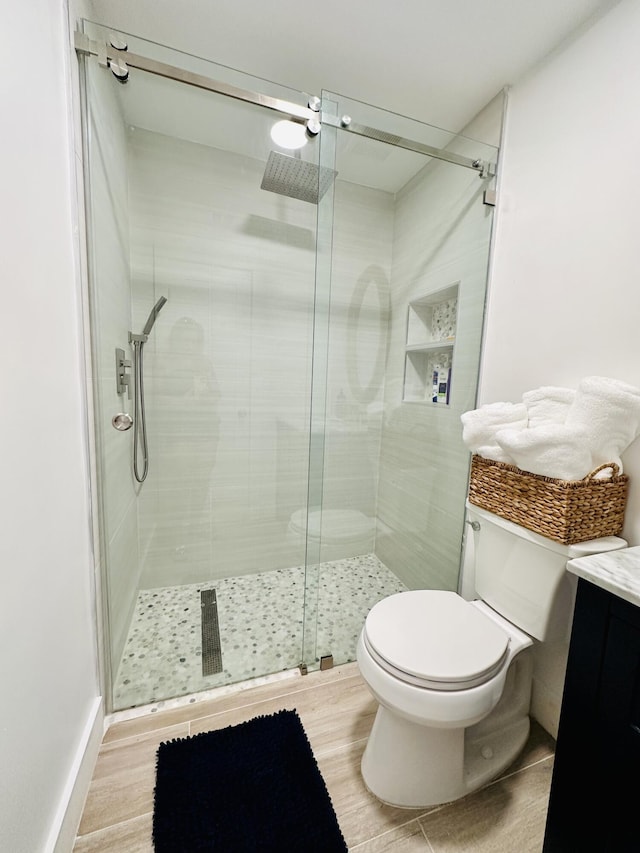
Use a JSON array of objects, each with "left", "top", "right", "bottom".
[
  {"left": 126, "top": 129, "right": 394, "bottom": 586},
  {"left": 319, "top": 181, "right": 395, "bottom": 561},
  {"left": 91, "top": 97, "right": 496, "bottom": 701},
  {"left": 376, "top": 133, "right": 497, "bottom": 590}
]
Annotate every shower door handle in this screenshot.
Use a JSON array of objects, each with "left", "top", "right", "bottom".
[{"left": 112, "top": 412, "right": 133, "bottom": 431}]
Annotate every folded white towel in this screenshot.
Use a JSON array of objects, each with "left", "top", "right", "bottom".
[
  {"left": 474, "top": 443, "right": 516, "bottom": 464},
  {"left": 522, "top": 386, "right": 575, "bottom": 428},
  {"left": 460, "top": 402, "right": 527, "bottom": 462},
  {"left": 565, "top": 376, "right": 640, "bottom": 475},
  {"left": 495, "top": 424, "right": 593, "bottom": 480}
]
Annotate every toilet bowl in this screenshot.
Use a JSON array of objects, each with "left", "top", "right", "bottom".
[
  {"left": 356, "top": 502, "right": 627, "bottom": 809},
  {"left": 357, "top": 591, "right": 533, "bottom": 807},
  {"left": 287, "top": 508, "right": 374, "bottom": 562}
]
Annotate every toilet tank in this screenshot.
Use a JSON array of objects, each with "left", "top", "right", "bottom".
[{"left": 466, "top": 502, "right": 627, "bottom": 641}]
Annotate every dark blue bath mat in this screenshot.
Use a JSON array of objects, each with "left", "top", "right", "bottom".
[{"left": 153, "top": 708, "right": 348, "bottom": 852}]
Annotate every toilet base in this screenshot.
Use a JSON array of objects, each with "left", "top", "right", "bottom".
[
  {"left": 362, "top": 705, "right": 465, "bottom": 807},
  {"left": 361, "top": 651, "right": 534, "bottom": 808},
  {"left": 361, "top": 704, "right": 530, "bottom": 808}
]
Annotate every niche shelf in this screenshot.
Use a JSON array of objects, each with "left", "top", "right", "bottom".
[{"left": 402, "top": 283, "right": 459, "bottom": 404}]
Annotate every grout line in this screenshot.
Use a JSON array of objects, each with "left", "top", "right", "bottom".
[
  {"left": 185, "top": 671, "right": 363, "bottom": 727},
  {"left": 74, "top": 810, "right": 153, "bottom": 847},
  {"left": 312, "top": 733, "right": 370, "bottom": 760},
  {"left": 104, "top": 668, "right": 364, "bottom": 745},
  {"left": 485, "top": 752, "right": 554, "bottom": 789},
  {"left": 347, "top": 815, "right": 433, "bottom": 850},
  {"left": 107, "top": 667, "right": 304, "bottom": 726},
  {"left": 418, "top": 818, "right": 438, "bottom": 853},
  {"left": 100, "top": 720, "right": 190, "bottom": 749}
]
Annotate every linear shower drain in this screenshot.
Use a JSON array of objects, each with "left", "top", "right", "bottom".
[{"left": 201, "top": 589, "right": 223, "bottom": 676}]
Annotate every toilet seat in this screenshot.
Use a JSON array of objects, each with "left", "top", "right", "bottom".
[{"left": 363, "top": 590, "right": 510, "bottom": 691}]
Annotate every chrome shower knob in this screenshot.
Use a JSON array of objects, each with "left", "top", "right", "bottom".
[{"left": 112, "top": 412, "right": 133, "bottom": 431}]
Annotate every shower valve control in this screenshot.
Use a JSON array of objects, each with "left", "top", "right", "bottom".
[
  {"left": 112, "top": 413, "right": 133, "bottom": 431},
  {"left": 115, "top": 347, "right": 132, "bottom": 398}
]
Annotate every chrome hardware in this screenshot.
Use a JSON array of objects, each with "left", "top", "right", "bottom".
[
  {"left": 75, "top": 31, "right": 497, "bottom": 177},
  {"left": 466, "top": 519, "right": 481, "bottom": 532},
  {"left": 128, "top": 297, "right": 168, "bottom": 483},
  {"left": 74, "top": 31, "right": 319, "bottom": 125},
  {"left": 109, "top": 33, "right": 128, "bottom": 51},
  {"left": 483, "top": 189, "right": 497, "bottom": 206},
  {"left": 201, "top": 589, "right": 223, "bottom": 676},
  {"left": 110, "top": 54, "right": 129, "bottom": 83},
  {"left": 322, "top": 111, "right": 494, "bottom": 175},
  {"left": 473, "top": 158, "right": 494, "bottom": 178},
  {"left": 128, "top": 331, "right": 148, "bottom": 344},
  {"left": 306, "top": 118, "right": 321, "bottom": 137},
  {"left": 112, "top": 412, "right": 133, "bottom": 431},
  {"left": 308, "top": 95, "right": 321, "bottom": 112},
  {"left": 115, "top": 347, "right": 131, "bottom": 397},
  {"left": 97, "top": 39, "right": 108, "bottom": 68}
]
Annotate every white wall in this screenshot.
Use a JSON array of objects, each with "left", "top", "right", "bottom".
[
  {"left": 0, "top": 1, "right": 101, "bottom": 851},
  {"left": 481, "top": 0, "right": 640, "bottom": 736}
]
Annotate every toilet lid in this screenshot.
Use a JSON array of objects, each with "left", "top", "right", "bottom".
[{"left": 364, "top": 590, "right": 509, "bottom": 690}]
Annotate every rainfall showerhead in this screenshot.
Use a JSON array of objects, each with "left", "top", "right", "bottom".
[
  {"left": 141, "top": 296, "right": 167, "bottom": 336},
  {"left": 260, "top": 151, "right": 337, "bottom": 205}
]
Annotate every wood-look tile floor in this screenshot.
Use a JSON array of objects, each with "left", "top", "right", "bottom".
[{"left": 73, "top": 662, "right": 555, "bottom": 852}]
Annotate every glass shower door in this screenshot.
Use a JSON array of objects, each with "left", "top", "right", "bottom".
[
  {"left": 80, "top": 21, "right": 332, "bottom": 710},
  {"left": 300, "top": 91, "right": 499, "bottom": 672}
]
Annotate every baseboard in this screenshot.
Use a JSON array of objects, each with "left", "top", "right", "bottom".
[
  {"left": 530, "top": 678, "right": 561, "bottom": 740},
  {"left": 43, "top": 696, "right": 104, "bottom": 853}
]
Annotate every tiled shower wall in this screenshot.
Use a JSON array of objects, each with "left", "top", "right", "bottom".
[
  {"left": 93, "top": 100, "right": 497, "bottom": 671},
  {"left": 127, "top": 129, "right": 394, "bottom": 589},
  {"left": 316, "top": 180, "right": 394, "bottom": 542},
  {"left": 376, "top": 122, "right": 499, "bottom": 591}
]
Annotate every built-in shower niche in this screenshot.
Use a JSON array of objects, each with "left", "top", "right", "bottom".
[{"left": 402, "top": 283, "right": 458, "bottom": 404}]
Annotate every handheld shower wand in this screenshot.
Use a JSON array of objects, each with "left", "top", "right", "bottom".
[
  {"left": 129, "top": 296, "right": 167, "bottom": 483},
  {"left": 141, "top": 295, "right": 167, "bottom": 337}
]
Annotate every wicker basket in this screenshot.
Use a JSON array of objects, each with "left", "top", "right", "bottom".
[{"left": 467, "top": 454, "right": 629, "bottom": 544}]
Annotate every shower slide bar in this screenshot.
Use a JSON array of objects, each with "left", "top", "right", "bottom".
[{"left": 74, "top": 31, "right": 494, "bottom": 177}]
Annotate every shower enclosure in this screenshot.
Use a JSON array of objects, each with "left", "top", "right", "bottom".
[{"left": 77, "top": 22, "right": 499, "bottom": 712}]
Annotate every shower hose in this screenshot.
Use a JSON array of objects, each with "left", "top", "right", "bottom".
[{"left": 132, "top": 338, "right": 149, "bottom": 483}]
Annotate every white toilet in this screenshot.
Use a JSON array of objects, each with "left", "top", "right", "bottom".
[{"left": 356, "top": 501, "right": 626, "bottom": 808}]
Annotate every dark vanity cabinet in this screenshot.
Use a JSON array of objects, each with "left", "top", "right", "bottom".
[{"left": 543, "top": 578, "right": 640, "bottom": 852}]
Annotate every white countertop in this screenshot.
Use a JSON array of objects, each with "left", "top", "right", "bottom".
[{"left": 567, "top": 546, "right": 640, "bottom": 608}]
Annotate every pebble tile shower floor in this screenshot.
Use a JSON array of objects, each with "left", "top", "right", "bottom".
[{"left": 114, "top": 553, "right": 406, "bottom": 709}]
